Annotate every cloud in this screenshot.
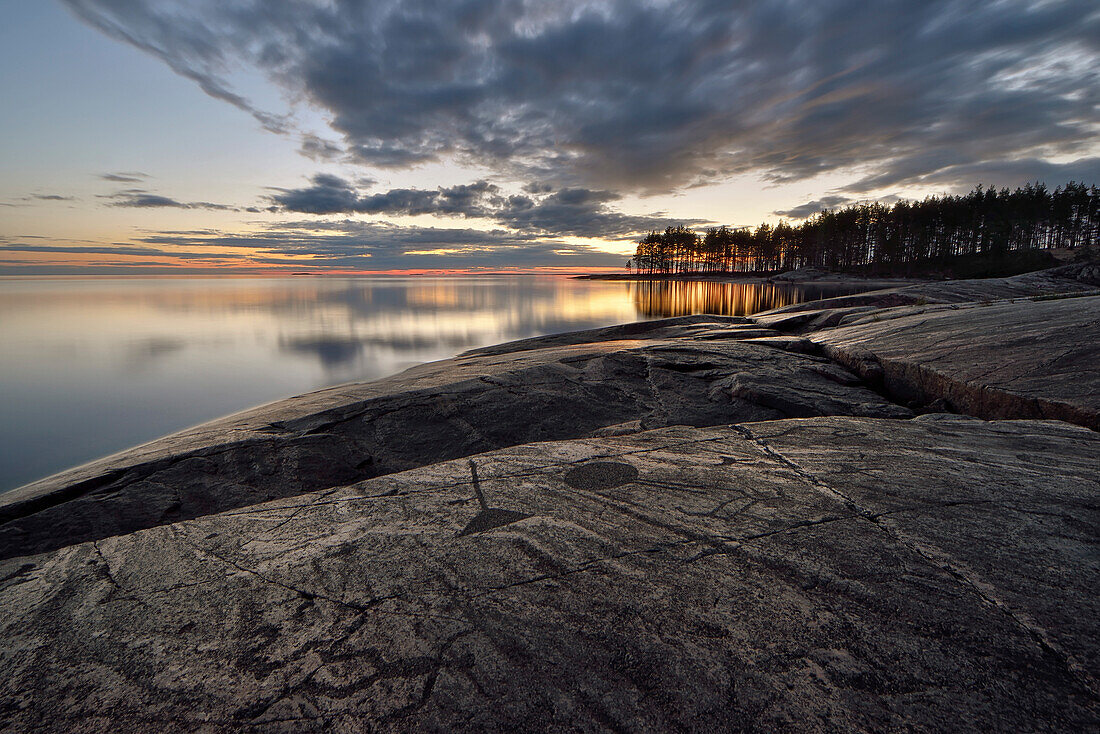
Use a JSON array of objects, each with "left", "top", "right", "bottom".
[
  {"left": 0, "top": 243, "right": 240, "bottom": 259},
  {"left": 773, "top": 193, "right": 906, "bottom": 219},
  {"left": 492, "top": 188, "right": 684, "bottom": 237},
  {"left": 108, "top": 191, "right": 189, "bottom": 208},
  {"left": 61, "top": 1, "right": 1100, "bottom": 194},
  {"left": 269, "top": 175, "right": 498, "bottom": 217},
  {"left": 3, "top": 194, "right": 78, "bottom": 206},
  {"left": 773, "top": 196, "right": 855, "bottom": 219},
  {"left": 842, "top": 156, "right": 1100, "bottom": 194},
  {"left": 99, "top": 172, "right": 149, "bottom": 183},
  {"left": 102, "top": 188, "right": 235, "bottom": 210},
  {"left": 271, "top": 175, "right": 704, "bottom": 238},
  {"left": 132, "top": 218, "right": 628, "bottom": 270},
  {"left": 299, "top": 135, "right": 344, "bottom": 162},
  {"left": 63, "top": 2, "right": 290, "bottom": 133}
]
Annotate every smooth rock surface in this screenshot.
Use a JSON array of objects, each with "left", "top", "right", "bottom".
[
  {"left": 807, "top": 295, "right": 1100, "bottom": 429},
  {"left": 0, "top": 316, "right": 907, "bottom": 560},
  {"left": 753, "top": 265, "right": 1098, "bottom": 331},
  {"left": 748, "top": 266, "right": 1100, "bottom": 429},
  {"left": 1, "top": 416, "right": 1096, "bottom": 731}
]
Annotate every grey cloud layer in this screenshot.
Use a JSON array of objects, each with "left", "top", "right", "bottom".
[
  {"left": 270, "top": 175, "right": 702, "bottom": 238},
  {"left": 135, "top": 220, "right": 627, "bottom": 270},
  {"left": 62, "top": 0, "right": 1100, "bottom": 193},
  {"left": 0, "top": 242, "right": 240, "bottom": 260},
  {"left": 1, "top": 220, "right": 626, "bottom": 272},
  {"left": 270, "top": 177, "right": 498, "bottom": 218}
]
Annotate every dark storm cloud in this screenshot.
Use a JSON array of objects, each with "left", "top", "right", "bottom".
[
  {"left": 102, "top": 189, "right": 236, "bottom": 210},
  {"left": 271, "top": 175, "right": 704, "bottom": 238},
  {"left": 62, "top": 1, "right": 1100, "bottom": 193}
]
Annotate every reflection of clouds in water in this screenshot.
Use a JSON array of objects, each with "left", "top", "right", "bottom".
[
  {"left": 632, "top": 281, "right": 874, "bottom": 318},
  {"left": 148, "top": 278, "right": 573, "bottom": 319},
  {"left": 120, "top": 337, "right": 186, "bottom": 373},
  {"left": 142, "top": 278, "right": 882, "bottom": 377},
  {"left": 279, "top": 332, "right": 486, "bottom": 371},
  {"left": 267, "top": 280, "right": 640, "bottom": 380},
  {"left": 279, "top": 336, "right": 363, "bottom": 368},
  {"left": 1, "top": 276, "right": 887, "bottom": 491}
]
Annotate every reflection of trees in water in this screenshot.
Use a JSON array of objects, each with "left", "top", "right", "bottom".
[{"left": 631, "top": 281, "right": 813, "bottom": 317}]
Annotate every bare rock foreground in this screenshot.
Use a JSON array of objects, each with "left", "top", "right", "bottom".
[{"left": 1, "top": 268, "right": 1098, "bottom": 731}]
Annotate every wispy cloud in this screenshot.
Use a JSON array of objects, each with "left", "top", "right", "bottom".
[
  {"left": 0, "top": 242, "right": 240, "bottom": 259},
  {"left": 99, "top": 172, "right": 149, "bottom": 183},
  {"left": 3, "top": 194, "right": 78, "bottom": 206},
  {"left": 131, "top": 218, "right": 627, "bottom": 270},
  {"left": 29, "top": 194, "right": 75, "bottom": 202},
  {"left": 1, "top": 213, "right": 633, "bottom": 273},
  {"left": 101, "top": 188, "right": 236, "bottom": 211}
]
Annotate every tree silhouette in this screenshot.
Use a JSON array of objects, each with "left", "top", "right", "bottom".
[{"left": 631, "top": 182, "right": 1098, "bottom": 275}]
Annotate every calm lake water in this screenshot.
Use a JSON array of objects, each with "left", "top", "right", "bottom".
[{"left": 0, "top": 276, "right": 876, "bottom": 491}]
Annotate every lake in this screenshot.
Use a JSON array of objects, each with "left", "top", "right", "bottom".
[{"left": 0, "top": 276, "right": 877, "bottom": 491}]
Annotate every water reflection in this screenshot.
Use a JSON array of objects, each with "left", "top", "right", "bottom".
[
  {"left": 632, "top": 280, "right": 872, "bottom": 317},
  {"left": 280, "top": 336, "right": 365, "bottom": 368},
  {"left": 0, "top": 275, "right": 880, "bottom": 491}
]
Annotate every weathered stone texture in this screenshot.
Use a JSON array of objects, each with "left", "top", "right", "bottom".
[
  {"left": 2, "top": 267, "right": 1098, "bottom": 731},
  {"left": 0, "top": 417, "right": 1096, "bottom": 731},
  {"left": 0, "top": 318, "right": 906, "bottom": 560},
  {"left": 808, "top": 295, "right": 1100, "bottom": 429}
]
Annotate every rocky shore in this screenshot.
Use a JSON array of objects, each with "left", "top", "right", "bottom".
[{"left": 1, "top": 264, "right": 1097, "bottom": 731}]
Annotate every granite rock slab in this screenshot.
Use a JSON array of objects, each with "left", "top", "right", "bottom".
[
  {"left": 0, "top": 416, "right": 1096, "bottom": 732},
  {"left": 805, "top": 295, "right": 1100, "bottom": 429},
  {"left": 0, "top": 317, "right": 906, "bottom": 560}
]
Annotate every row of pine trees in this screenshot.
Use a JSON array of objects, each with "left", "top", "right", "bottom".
[{"left": 630, "top": 182, "right": 1099, "bottom": 274}]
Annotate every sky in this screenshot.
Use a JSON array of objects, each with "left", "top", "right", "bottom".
[{"left": 1, "top": 0, "right": 1098, "bottom": 275}]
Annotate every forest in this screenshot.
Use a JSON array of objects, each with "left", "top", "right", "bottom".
[{"left": 630, "top": 182, "right": 1099, "bottom": 275}]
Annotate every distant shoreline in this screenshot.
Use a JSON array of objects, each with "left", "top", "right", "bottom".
[{"left": 573, "top": 271, "right": 924, "bottom": 287}]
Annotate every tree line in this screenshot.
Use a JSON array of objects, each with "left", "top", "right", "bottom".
[{"left": 630, "top": 182, "right": 1099, "bottom": 275}]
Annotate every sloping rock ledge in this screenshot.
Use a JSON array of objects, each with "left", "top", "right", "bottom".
[{"left": 1, "top": 267, "right": 1097, "bottom": 731}]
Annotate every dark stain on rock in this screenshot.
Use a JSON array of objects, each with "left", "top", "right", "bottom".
[{"left": 563, "top": 461, "right": 639, "bottom": 490}]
